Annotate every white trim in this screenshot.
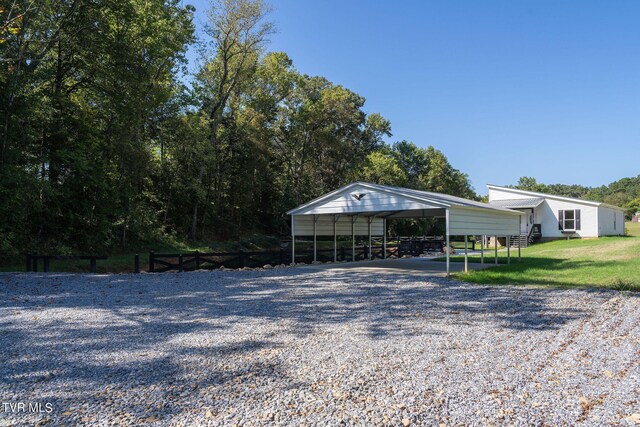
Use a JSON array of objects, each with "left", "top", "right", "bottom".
[
  {"left": 487, "top": 184, "right": 625, "bottom": 211},
  {"left": 288, "top": 181, "right": 523, "bottom": 216},
  {"left": 286, "top": 182, "right": 449, "bottom": 215}
]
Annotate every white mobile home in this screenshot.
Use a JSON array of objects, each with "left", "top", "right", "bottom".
[{"left": 488, "top": 184, "right": 625, "bottom": 240}]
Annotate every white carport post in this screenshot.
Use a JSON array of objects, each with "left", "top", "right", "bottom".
[
  {"left": 445, "top": 209, "right": 450, "bottom": 277},
  {"left": 383, "top": 218, "right": 387, "bottom": 259},
  {"left": 507, "top": 236, "right": 511, "bottom": 264},
  {"left": 351, "top": 215, "right": 356, "bottom": 261},
  {"left": 518, "top": 237, "right": 521, "bottom": 262},
  {"left": 518, "top": 215, "right": 522, "bottom": 262},
  {"left": 464, "top": 235, "right": 468, "bottom": 273},
  {"left": 368, "top": 216, "right": 372, "bottom": 260},
  {"left": 480, "top": 235, "right": 484, "bottom": 264},
  {"left": 333, "top": 214, "right": 338, "bottom": 262},
  {"left": 313, "top": 215, "right": 318, "bottom": 263},
  {"left": 494, "top": 235, "right": 498, "bottom": 265},
  {"left": 291, "top": 215, "right": 296, "bottom": 265}
]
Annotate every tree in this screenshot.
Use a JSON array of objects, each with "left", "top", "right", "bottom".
[
  {"left": 388, "top": 141, "right": 475, "bottom": 198},
  {"left": 191, "top": 0, "right": 274, "bottom": 239},
  {"left": 626, "top": 197, "right": 640, "bottom": 220},
  {"left": 0, "top": 0, "right": 194, "bottom": 252},
  {"left": 355, "top": 151, "right": 407, "bottom": 186},
  {"left": 514, "top": 176, "right": 544, "bottom": 192}
]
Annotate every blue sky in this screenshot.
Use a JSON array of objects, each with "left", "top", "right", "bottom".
[{"left": 186, "top": 1, "right": 640, "bottom": 195}]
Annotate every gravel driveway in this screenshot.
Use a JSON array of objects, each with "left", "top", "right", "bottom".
[{"left": 1, "top": 268, "right": 639, "bottom": 426}]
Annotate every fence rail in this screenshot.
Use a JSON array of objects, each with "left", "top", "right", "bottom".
[
  {"left": 25, "top": 254, "right": 108, "bottom": 273},
  {"left": 149, "top": 244, "right": 402, "bottom": 273},
  {"left": 23, "top": 237, "right": 458, "bottom": 274}
]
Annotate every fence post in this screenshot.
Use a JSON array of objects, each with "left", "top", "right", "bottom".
[
  {"left": 26, "top": 254, "right": 32, "bottom": 272},
  {"left": 149, "top": 251, "right": 155, "bottom": 273},
  {"left": 178, "top": 254, "right": 184, "bottom": 272},
  {"left": 134, "top": 254, "right": 140, "bottom": 274},
  {"left": 90, "top": 258, "right": 97, "bottom": 273},
  {"left": 195, "top": 251, "right": 200, "bottom": 270},
  {"left": 238, "top": 250, "right": 245, "bottom": 268}
]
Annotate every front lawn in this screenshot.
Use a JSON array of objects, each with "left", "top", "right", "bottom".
[{"left": 441, "top": 224, "right": 640, "bottom": 291}]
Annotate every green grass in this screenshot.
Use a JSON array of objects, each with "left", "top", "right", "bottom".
[
  {"left": 439, "top": 224, "right": 640, "bottom": 291},
  {"left": 627, "top": 221, "right": 640, "bottom": 237}
]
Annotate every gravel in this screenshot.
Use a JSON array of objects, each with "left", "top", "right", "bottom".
[{"left": 0, "top": 267, "right": 639, "bottom": 426}]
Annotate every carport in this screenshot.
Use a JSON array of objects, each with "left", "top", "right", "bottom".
[{"left": 286, "top": 182, "right": 524, "bottom": 276}]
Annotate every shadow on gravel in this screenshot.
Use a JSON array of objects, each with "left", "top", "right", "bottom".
[{"left": 0, "top": 269, "right": 618, "bottom": 423}]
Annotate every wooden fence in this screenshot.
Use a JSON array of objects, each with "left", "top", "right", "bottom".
[
  {"left": 23, "top": 237, "right": 465, "bottom": 274},
  {"left": 25, "top": 254, "right": 108, "bottom": 273},
  {"left": 149, "top": 244, "right": 401, "bottom": 273}
]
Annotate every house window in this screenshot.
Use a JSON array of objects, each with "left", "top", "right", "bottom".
[{"left": 558, "top": 209, "right": 581, "bottom": 231}]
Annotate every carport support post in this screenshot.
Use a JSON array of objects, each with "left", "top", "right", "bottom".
[
  {"left": 507, "top": 236, "right": 511, "bottom": 264},
  {"left": 494, "top": 235, "right": 498, "bottom": 265},
  {"left": 291, "top": 215, "right": 296, "bottom": 265},
  {"left": 368, "top": 216, "right": 372, "bottom": 260},
  {"left": 333, "top": 215, "right": 338, "bottom": 262},
  {"left": 518, "top": 215, "right": 522, "bottom": 262},
  {"left": 480, "top": 235, "right": 484, "bottom": 264},
  {"left": 445, "top": 209, "right": 450, "bottom": 277},
  {"left": 351, "top": 215, "right": 356, "bottom": 262},
  {"left": 383, "top": 218, "right": 387, "bottom": 259},
  {"left": 464, "top": 235, "right": 468, "bottom": 273},
  {"left": 313, "top": 215, "right": 318, "bottom": 263}
]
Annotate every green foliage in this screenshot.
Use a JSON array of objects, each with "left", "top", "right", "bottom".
[
  {"left": 356, "top": 151, "right": 408, "bottom": 186},
  {"left": 0, "top": 0, "right": 194, "bottom": 253},
  {"left": 625, "top": 197, "right": 640, "bottom": 218},
  {"left": 351, "top": 142, "right": 475, "bottom": 237},
  {"left": 354, "top": 141, "right": 475, "bottom": 198},
  {"left": 511, "top": 176, "right": 590, "bottom": 198},
  {"left": 0, "top": 0, "right": 476, "bottom": 255}
]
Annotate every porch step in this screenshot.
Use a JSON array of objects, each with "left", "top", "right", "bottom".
[
  {"left": 509, "top": 224, "right": 542, "bottom": 248},
  {"left": 509, "top": 234, "right": 529, "bottom": 248}
]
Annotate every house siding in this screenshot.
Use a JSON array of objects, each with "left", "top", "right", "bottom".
[
  {"left": 487, "top": 189, "right": 535, "bottom": 202},
  {"left": 293, "top": 215, "right": 384, "bottom": 236},
  {"left": 293, "top": 183, "right": 444, "bottom": 215},
  {"left": 598, "top": 206, "right": 625, "bottom": 236},
  {"left": 448, "top": 207, "right": 521, "bottom": 236},
  {"left": 538, "top": 198, "right": 599, "bottom": 238},
  {"left": 488, "top": 186, "right": 627, "bottom": 238}
]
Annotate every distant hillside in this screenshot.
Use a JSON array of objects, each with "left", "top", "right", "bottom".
[{"left": 509, "top": 176, "right": 640, "bottom": 218}]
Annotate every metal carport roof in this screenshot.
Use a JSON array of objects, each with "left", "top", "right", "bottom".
[{"left": 286, "top": 182, "right": 524, "bottom": 276}]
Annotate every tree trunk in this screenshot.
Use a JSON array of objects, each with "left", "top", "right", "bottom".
[
  {"left": 189, "top": 204, "right": 198, "bottom": 241},
  {"left": 189, "top": 164, "right": 206, "bottom": 240}
]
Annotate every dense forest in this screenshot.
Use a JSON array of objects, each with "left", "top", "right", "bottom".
[
  {"left": 2, "top": 1, "right": 637, "bottom": 256},
  {"left": 0, "top": 0, "right": 474, "bottom": 254},
  {"left": 510, "top": 176, "right": 640, "bottom": 219}
]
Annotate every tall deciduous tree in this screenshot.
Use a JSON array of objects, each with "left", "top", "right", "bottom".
[
  {"left": 190, "top": 0, "right": 274, "bottom": 239},
  {"left": 0, "top": 0, "right": 194, "bottom": 252}
]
